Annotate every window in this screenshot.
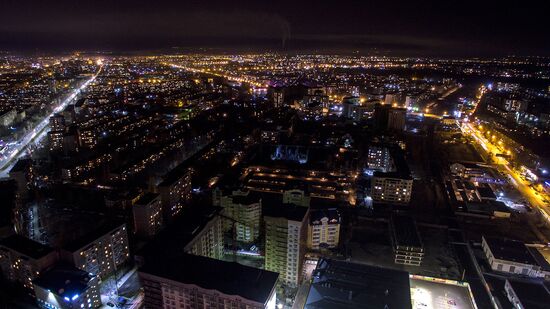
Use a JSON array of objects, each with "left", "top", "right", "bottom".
[
  {"left": 497, "top": 264, "right": 503, "bottom": 271},
  {"left": 509, "top": 266, "right": 515, "bottom": 273}
]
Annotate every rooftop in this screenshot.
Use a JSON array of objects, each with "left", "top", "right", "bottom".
[
  {"left": 135, "top": 192, "right": 159, "bottom": 206},
  {"left": 139, "top": 253, "right": 278, "bottom": 305},
  {"left": 309, "top": 208, "right": 341, "bottom": 225},
  {"left": 0, "top": 234, "right": 54, "bottom": 260},
  {"left": 507, "top": 279, "right": 550, "bottom": 309},
  {"left": 483, "top": 236, "right": 538, "bottom": 266},
  {"left": 33, "top": 264, "right": 95, "bottom": 299},
  {"left": 305, "top": 258, "right": 412, "bottom": 309}
]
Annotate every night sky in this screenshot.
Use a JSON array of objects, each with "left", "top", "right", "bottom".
[{"left": 1, "top": 0, "right": 548, "bottom": 56}]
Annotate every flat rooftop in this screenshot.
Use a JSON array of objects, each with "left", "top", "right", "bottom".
[
  {"left": 484, "top": 236, "right": 537, "bottom": 266},
  {"left": 139, "top": 253, "right": 278, "bottom": 305},
  {"left": 507, "top": 279, "right": 550, "bottom": 309},
  {"left": 410, "top": 275, "right": 477, "bottom": 309},
  {"left": 33, "top": 264, "right": 95, "bottom": 299},
  {"left": 0, "top": 234, "right": 54, "bottom": 260},
  {"left": 305, "top": 258, "right": 412, "bottom": 309}
]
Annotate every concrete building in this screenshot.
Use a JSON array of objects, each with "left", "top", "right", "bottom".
[
  {"left": 482, "top": 236, "right": 549, "bottom": 278},
  {"left": 371, "top": 148, "right": 413, "bottom": 204},
  {"left": 139, "top": 253, "right": 278, "bottom": 309},
  {"left": 137, "top": 207, "right": 224, "bottom": 265},
  {"left": 374, "top": 104, "right": 406, "bottom": 131},
  {"left": 367, "top": 145, "right": 393, "bottom": 172},
  {"left": 133, "top": 192, "right": 164, "bottom": 238},
  {"left": 504, "top": 279, "right": 550, "bottom": 309},
  {"left": 157, "top": 166, "right": 192, "bottom": 223},
  {"left": 264, "top": 204, "right": 309, "bottom": 287},
  {"left": 307, "top": 208, "right": 341, "bottom": 250},
  {"left": 215, "top": 189, "right": 261, "bottom": 243},
  {"left": 389, "top": 214, "right": 424, "bottom": 266},
  {"left": 60, "top": 222, "right": 130, "bottom": 279},
  {"left": 282, "top": 189, "right": 311, "bottom": 207},
  {"left": 0, "top": 235, "right": 58, "bottom": 290},
  {"left": 49, "top": 113, "right": 66, "bottom": 132},
  {"left": 304, "top": 258, "right": 412, "bottom": 309},
  {"left": 33, "top": 264, "right": 101, "bottom": 309}
]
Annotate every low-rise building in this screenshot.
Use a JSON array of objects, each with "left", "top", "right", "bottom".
[
  {"left": 304, "top": 258, "right": 412, "bottom": 309},
  {"left": 33, "top": 264, "right": 101, "bottom": 309},
  {"left": 482, "top": 236, "right": 548, "bottom": 278},
  {"left": 504, "top": 279, "right": 550, "bottom": 309}
]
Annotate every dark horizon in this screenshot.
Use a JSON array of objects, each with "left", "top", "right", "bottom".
[{"left": 1, "top": 0, "right": 549, "bottom": 56}]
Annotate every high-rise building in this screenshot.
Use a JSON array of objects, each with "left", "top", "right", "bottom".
[
  {"left": 49, "top": 113, "right": 66, "bottom": 132},
  {"left": 215, "top": 189, "right": 262, "bottom": 243},
  {"left": 60, "top": 222, "right": 130, "bottom": 278},
  {"left": 307, "top": 208, "right": 341, "bottom": 250},
  {"left": 371, "top": 147, "right": 413, "bottom": 204},
  {"left": 139, "top": 253, "right": 278, "bottom": 309},
  {"left": 0, "top": 235, "right": 58, "bottom": 290},
  {"left": 374, "top": 104, "right": 406, "bottom": 131},
  {"left": 133, "top": 192, "right": 164, "bottom": 238},
  {"left": 264, "top": 204, "right": 309, "bottom": 287},
  {"left": 137, "top": 207, "right": 225, "bottom": 265},
  {"left": 33, "top": 264, "right": 101, "bottom": 309},
  {"left": 157, "top": 166, "right": 192, "bottom": 222},
  {"left": 48, "top": 130, "right": 65, "bottom": 152},
  {"left": 367, "top": 146, "right": 393, "bottom": 172},
  {"left": 77, "top": 128, "right": 97, "bottom": 149}
]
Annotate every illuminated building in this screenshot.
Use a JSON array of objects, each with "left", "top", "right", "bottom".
[
  {"left": 389, "top": 214, "right": 424, "bottom": 266},
  {"left": 264, "top": 204, "right": 308, "bottom": 287},
  {"left": 157, "top": 166, "right": 192, "bottom": 222},
  {"left": 374, "top": 104, "right": 406, "bottom": 131},
  {"left": 367, "top": 146, "right": 393, "bottom": 172},
  {"left": 49, "top": 113, "right": 66, "bottom": 132},
  {"left": 139, "top": 253, "right": 278, "bottom": 309},
  {"left": 482, "top": 236, "right": 550, "bottom": 279},
  {"left": 370, "top": 147, "right": 413, "bottom": 204},
  {"left": 33, "top": 264, "right": 101, "bottom": 309},
  {"left": 0, "top": 235, "right": 58, "bottom": 290},
  {"left": 60, "top": 222, "right": 129, "bottom": 279},
  {"left": 48, "top": 131, "right": 64, "bottom": 152},
  {"left": 342, "top": 96, "right": 359, "bottom": 119},
  {"left": 214, "top": 189, "right": 261, "bottom": 243},
  {"left": 133, "top": 193, "right": 164, "bottom": 238},
  {"left": 77, "top": 129, "right": 97, "bottom": 149},
  {"left": 307, "top": 208, "right": 341, "bottom": 250}
]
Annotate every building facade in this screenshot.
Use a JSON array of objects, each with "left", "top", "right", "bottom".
[
  {"left": 62, "top": 223, "right": 130, "bottom": 278},
  {"left": 264, "top": 206, "right": 308, "bottom": 287},
  {"left": 133, "top": 192, "right": 164, "bottom": 238},
  {"left": 0, "top": 235, "right": 58, "bottom": 290},
  {"left": 307, "top": 209, "right": 341, "bottom": 250}
]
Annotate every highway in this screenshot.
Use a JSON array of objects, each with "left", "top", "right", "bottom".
[
  {"left": 167, "top": 63, "right": 267, "bottom": 88},
  {"left": 0, "top": 69, "right": 101, "bottom": 177}
]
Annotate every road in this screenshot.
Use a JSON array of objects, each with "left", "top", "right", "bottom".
[
  {"left": 0, "top": 69, "right": 101, "bottom": 177},
  {"left": 459, "top": 121, "right": 550, "bottom": 224}
]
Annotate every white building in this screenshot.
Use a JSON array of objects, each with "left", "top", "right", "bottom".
[
  {"left": 265, "top": 205, "right": 308, "bottom": 287},
  {"left": 482, "top": 236, "right": 549, "bottom": 278}
]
